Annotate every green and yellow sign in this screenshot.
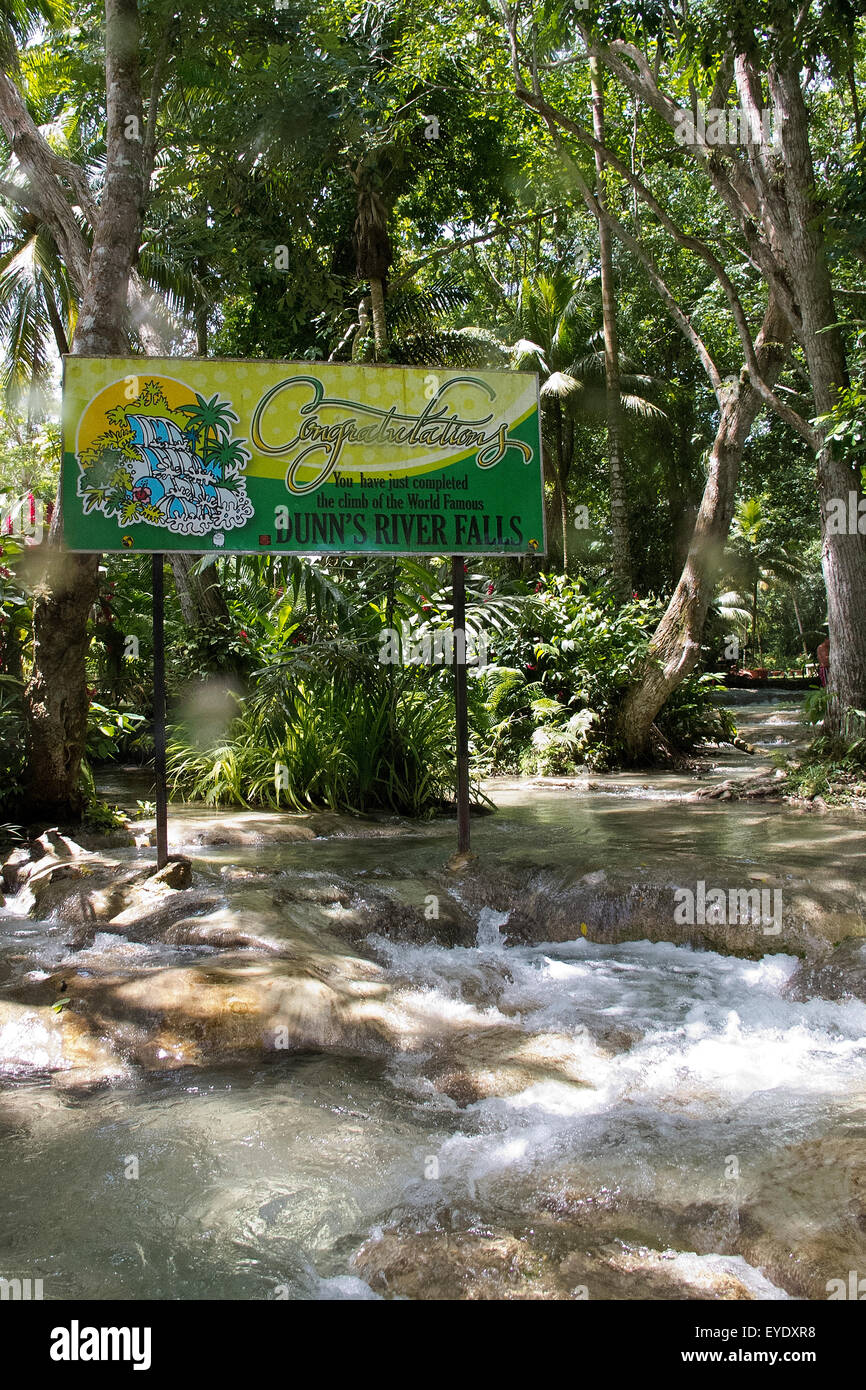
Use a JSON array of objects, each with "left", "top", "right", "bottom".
[{"left": 61, "top": 358, "right": 544, "bottom": 555}]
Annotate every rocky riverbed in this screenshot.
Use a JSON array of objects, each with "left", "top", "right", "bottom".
[{"left": 1, "top": 700, "right": 864, "bottom": 1300}]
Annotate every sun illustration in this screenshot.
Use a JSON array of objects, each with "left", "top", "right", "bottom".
[{"left": 75, "top": 374, "right": 254, "bottom": 539}]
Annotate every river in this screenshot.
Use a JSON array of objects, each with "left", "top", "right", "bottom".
[{"left": 1, "top": 697, "right": 864, "bottom": 1300}]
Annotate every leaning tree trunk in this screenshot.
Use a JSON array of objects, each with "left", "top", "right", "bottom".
[
  {"left": 615, "top": 298, "right": 791, "bottom": 759},
  {"left": 591, "top": 57, "right": 631, "bottom": 602},
  {"left": 24, "top": 0, "right": 144, "bottom": 821}
]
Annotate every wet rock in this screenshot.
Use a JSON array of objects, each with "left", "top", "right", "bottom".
[
  {"left": 427, "top": 1025, "right": 593, "bottom": 1105},
  {"left": 327, "top": 886, "right": 476, "bottom": 950},
  {"left": 351, "top": 1221, "right": 787, "bottom": 1301},
  {"left": 542, "top": 1132, "right": 866, "bottom": 1302},
  {"left": 73, "top": 827, "right": 137, "bottom": 851},
  {"left": 784, "top": 937, "right": 866, "bottom": 1002},
  {"left": 1, "top": 842, "right": 46, "bottom": 893},
  {"left": 273, "top": 881, "right": 352, "bottom": 908},
  {"left": 175, "top": 818, "right": 316, "bottom": 848},
  {"left": 442, "top": 860, "right": 866, "bottom": 960},
  {"left": 352, "top": 1227, "right": 564, "bottom": 1300},
  {"left": 25, "top": 941, "right": 406, "bottom": 1071},
  {"left": 0, "top": 998, "right": 129, "bottom": 1087},
  {"left": 6, "top": 836, "right": 224, "bottom": 951},
  {"left": 93, "top": 887, "right": 223, "bottom": 947},
  {"left": 306, "top": 813, "right": 420, "bottom": 840},
  {"left": 734, "top": 1134, "right": 866, "bottom": 1300},
  {"left": 567, "top": 1247, "right": 788, "bottom": 1301},
  {"left": 150, "top": 857, "right": 193, "bottom": 891}
]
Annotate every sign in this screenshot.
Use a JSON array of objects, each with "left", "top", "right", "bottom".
[{"left": 61, "top": 358, "right": 545, "bottom": 554}]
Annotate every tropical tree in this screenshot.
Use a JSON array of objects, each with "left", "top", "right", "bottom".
[
  {"left": 0, "top": 207, "right": 74, "bottom": 409},
  {"left": 0, "top": 0, "right": 158, "bottom": 818},
  {"left": 509, "top": 269, "right": 663, "bottom": 571},
  {"left": 721, "top": 496, "right": 806, "bottom": 665},
  {"left": 500, "top": 0, "right": 866, "bottom": 746}
]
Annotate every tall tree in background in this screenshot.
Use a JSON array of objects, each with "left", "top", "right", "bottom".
[
  {"left": 502, "top": 0, "right": 866, "bottom": 752},
  {"left": 0, "top": 0, "right": 154, "bottom": 817},
  {"left": 576, "top": 2, "right": 866, "bottom": 745},
  {"left": 590, "top": 55, "right": 631, "bottom": 601}
]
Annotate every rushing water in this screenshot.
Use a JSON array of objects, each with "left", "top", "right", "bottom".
[{"left": 1, "top": 699, "right": 864, "bottom": 1300}]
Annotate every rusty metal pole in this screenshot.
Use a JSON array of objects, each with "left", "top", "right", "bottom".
[
  {"left": 452, "top": 555, "right": 470, "bottom": 853},
  {"left": 152, "top": 552, "right": 168, "bottom": 869}
]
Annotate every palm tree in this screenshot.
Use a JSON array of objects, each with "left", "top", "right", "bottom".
[
  {"left": 509, "top": 271, "right": 664, "bottom": 569},
  {"left": 351, "top": 154, "right": 393, "bottom": 362},
  {"left": 0, "top": 205, "right": 74, "bottom": 412},
  {"left": 721, "top": 496, "right": 805, "bottom": 664}
]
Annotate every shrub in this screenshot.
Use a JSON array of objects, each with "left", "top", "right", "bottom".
[{"left": 479, "top": 575, "right": 733, "bottom": 772}]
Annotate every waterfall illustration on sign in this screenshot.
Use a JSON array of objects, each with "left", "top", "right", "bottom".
[{"left": 75, "top": 379, "right": 254, "bottom": 538}]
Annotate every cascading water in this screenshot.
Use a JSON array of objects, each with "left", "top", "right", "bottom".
[{"left": 1, "top": 699, "right": 864, "bottom": 1300}]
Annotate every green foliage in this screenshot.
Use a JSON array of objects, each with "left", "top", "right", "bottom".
[
  {"left": 814, "top": 326, "right": 866, "bottom": 476},
  {"left": 479, "top": 574, "right": 732, "bottom": 772},
  {"left": 167, "top": 668, "right": 464, "bottom": 816},
  {"left": 85, "top": 701, "right": 147, "bottom": 763},
  {"left": 0, "top": 672, "right": 24, "bottom": 813},
  {"left": 776, "top": 736, "right": 866, "bottom": 806}
]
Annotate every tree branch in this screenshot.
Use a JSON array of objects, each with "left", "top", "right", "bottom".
[
  {"left": 0, "top": 67, "right": 92, "bottom": 295},
  {"left": 515, "top": 82, "right": 818, "bottom": 448},
  {"left": 390, "top": 208, "right": 554, "bottom": 289},
  {"left": 142, "top": 11, "right": 175, "bottom": 186}
]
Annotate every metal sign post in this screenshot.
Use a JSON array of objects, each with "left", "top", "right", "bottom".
[
  {"left": 151, "top": 553, "right": 169, "bottom": 869},
  {"left": 451, "top": 555, "right": 471, "bottom": 854}
]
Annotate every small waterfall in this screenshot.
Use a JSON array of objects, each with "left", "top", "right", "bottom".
[{"left": 475, "top": 906, "right": 510, "bottom": 948}]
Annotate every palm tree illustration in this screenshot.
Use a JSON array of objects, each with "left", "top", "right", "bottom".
[
  {"left": 207, "top": 435, "right": 250, "bottom": 491},
  {"left": 178, "top": 394, "right": 240, "bottom": 480}
]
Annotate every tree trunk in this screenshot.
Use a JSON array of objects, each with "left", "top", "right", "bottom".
[
  {"left": 170, "top": 554, "right": 231, "bottom": 628},
  {"left": 24, "top": 0, "right": 145, "bottom": 821},
  {"left": 591, "top": 57, "right": 631, "bottom": 602},
  {"left": 615, "top": 298, "right": 790, "bottom": 759},
  {"left": 552, "top": 398, "right": 569, "bottom": 568},
  {"left": 791, "top": 589, "right": 809, "bottom": 662},
  {"left": 769, "top": 61, "right": 866, "bottom": 739},
  {"left": 369, "top": 275, "right": 388, "bottom": 361},
  {"left": 194, "top": 257, "right": 208, "bottom": 355}
]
